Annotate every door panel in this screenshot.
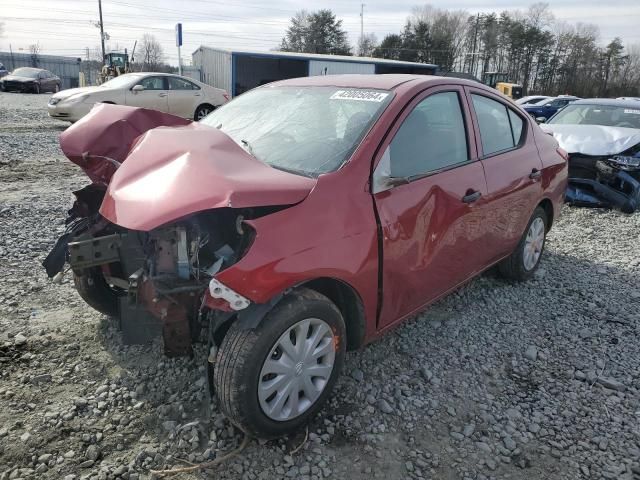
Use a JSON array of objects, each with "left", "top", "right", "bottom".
[
  {"left": 466, "top": 88, "right": 544, "bottom": 259},
  {"left": 375, "top": 162, "right": 489, "bottom": 328},
  {"left": 372, "top": 86, "right": 495, "bottom": 329},
  {"left": 126, "top": 76, "right": 169, "bottom": 112},
  {"left": 167, "top": 77, "right": 201, "bottom": 118}
]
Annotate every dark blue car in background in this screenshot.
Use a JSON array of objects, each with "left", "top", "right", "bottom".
[{"left": 524, "top": 96, "right": 581, "bottom": 121}]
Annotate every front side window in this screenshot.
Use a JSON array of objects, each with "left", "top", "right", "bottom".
[
  {"left": 138, "top": 76, "right": 165, "bottom": 90},
  {"left": 388, "top": 92, "right": 468, "bottom": 178},
  {"left": 472, "top": 94, "right": 522, "bottom": 156},
  {"left": 169, "top": 77, "right": 199, "bottom": 90},
  {"left": 201, "top": 86, "right": 392, "bottom": 177}
]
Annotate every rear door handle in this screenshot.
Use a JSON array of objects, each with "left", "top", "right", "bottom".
[
  {"left": 462, "top": 190, "right": 482, "bottom": 203},
  {"left": 158, "top": 92, "right": 168, "bottom": 97},
  {"left": 529, "top": 168, "right": 542, "bottom": 180}
]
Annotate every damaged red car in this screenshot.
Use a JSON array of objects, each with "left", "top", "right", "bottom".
[{"left": 44, "top": 75, "right": 567, "bottom": 437}]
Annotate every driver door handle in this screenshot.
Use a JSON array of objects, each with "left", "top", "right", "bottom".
[
  {"left": 529, "top": 168, "right": 542, "bottom": 180},
  {"left": 462, "top": 190, "right": 482, "bottom": 203}
]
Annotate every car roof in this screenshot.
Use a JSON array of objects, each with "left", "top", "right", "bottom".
[
  {"left": 572, "top": 98, "right": 640, "bottom": 108},
  {"left": 269, "top": 74, "right": 479, "bottom": 91}
]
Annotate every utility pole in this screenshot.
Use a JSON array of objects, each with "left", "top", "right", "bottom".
[
  {"left": 469, "top": 13, "right": 480, "bottom": 75},
  {"left": 360, "top": 3, "right": 365, "bottom": 56},
  {"left": 98, "top": 0, "right": 106, "bottom": 63}
]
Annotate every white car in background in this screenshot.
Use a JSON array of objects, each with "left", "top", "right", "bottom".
[
  {"left": 47, "top": 73, "right": 228, "bottom": 122},
  {"left": 515, "top": 95, "right": 551, "bottom": 105}
]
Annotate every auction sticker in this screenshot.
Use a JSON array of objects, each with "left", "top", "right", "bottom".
[{"left": 330, "top": 90, "right": 389, "bottom": 102}]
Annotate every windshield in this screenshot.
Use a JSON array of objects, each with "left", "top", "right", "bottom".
[
  {"left": 200, "top": 86, "right": 392, "bottom": 177},
  {"left": 548, "top": 104, "right": 640, "bottom": 129},
  {"left": 101, "top": 75, "right": 140, "bottom": 88},
  {"left": 12, "top": 68, "right": 40, "bottom": 78}
]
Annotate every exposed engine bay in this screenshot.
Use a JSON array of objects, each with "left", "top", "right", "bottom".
[
  {"left": 566, "top": 153, "right": 640, "bottom": 213},
  {"left": 43, "top": 183, "right": 270, "bottom": 355},
  {"left": 541, "top": 123, "right": 640, "bottom": 213},
  {"left": 42, "top": 103, "right": 315, "bottom": 356}
]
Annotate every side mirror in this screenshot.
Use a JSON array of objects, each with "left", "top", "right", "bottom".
[
  {"left": 535, "top": 117, "right": 546, "bottom": 124},
  {"left": 132, "top": 84, "right": 145, "bottom": 92}
]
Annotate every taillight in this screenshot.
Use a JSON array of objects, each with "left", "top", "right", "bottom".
[
  {"left": 556, "top": 147, "right": 569, "bottom": 162},
  {"left": 222, "top": 92, "right": 230, "bottom": 102}
]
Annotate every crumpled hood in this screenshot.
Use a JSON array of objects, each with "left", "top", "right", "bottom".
[
  {"left": 100, "top": 122, "right": 316, "bottom": 231},
  {"left": 60, "top": 103, "right": 192, "bottom": 185},
  {"left": 541, "top": 124, "right": 640, "bottom": 156}
]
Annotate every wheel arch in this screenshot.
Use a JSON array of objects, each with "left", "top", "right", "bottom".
[
  {"left": 195, "top": 102, "right": 215, "bottom": 119},
  {"left": 537, "top": 198, "right": 554, "bottom": 231},
  {"left": 302, "top": 277, "right": 366, "bottom": 351},
  {"left": 211, "top": 277, "right": 367, "bottom": 351}
]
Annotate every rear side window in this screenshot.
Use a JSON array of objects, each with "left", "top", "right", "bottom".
[
  {"left": 389, "top": 92, "right": 468, "bottom": 178},
  {"left": 472, "top": 94, "right": 523, "bottom": 156},
  {"left": 508, "top": 110, "right": 524, "bottom": 145},
  {"left": 169, "top": 77, "right": 199, "bottom": 90}
]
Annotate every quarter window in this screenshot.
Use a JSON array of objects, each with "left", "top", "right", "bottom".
[
  {"left": 389, "top": 92, "right": 468, "bottom": 178},
  {"left": 472, "top": 94, "right": 524, "bottom": 155}
]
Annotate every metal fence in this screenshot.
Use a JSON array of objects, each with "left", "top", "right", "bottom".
[{"left": 0, "top": 51, "right": 81, "bottom": 90}]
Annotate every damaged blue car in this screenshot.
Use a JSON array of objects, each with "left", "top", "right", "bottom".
[{"left": 541, "top": 98, "right": 640, "bottom": 213}]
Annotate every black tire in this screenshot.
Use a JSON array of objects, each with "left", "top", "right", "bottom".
[
  {"left": 73, "top": 268, "right": 122, "bottom": 317},
  {"left": 498, "top": 206, "right": 547, "bottom": 281},
  {"left": 194, "top": 104, "right": 214, "bottom": 121},
  {"left": 54, "top": 83, "right": 60, "bottom": 93},
  {"left": 214, "top": 288, "right": 346, "bottom": 438},
  {"left": 34, "top": 83, "right": 40, "bottom": 94}
]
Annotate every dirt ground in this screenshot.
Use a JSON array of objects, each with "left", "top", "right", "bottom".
[{"left": 1, "top": 92, "right": 639, "bottom": 480}]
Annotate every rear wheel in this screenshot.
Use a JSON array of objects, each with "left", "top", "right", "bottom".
[
  {"left": 194, "top": 103, "right": 214, "bottom": 121},
  {"left": 213, "top": 288, "right": 346, "bottom": 438},
  {"left": 54, "top": 84, "right": 60, "bottom": 93},
  {"left": 498, "top": 206, "right": 547, "bottom": 281},
  {"left": 73, "top": 268, "right": 123, "bottom": 316}
]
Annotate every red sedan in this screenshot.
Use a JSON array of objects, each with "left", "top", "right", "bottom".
[{"left": 45, "top": 74, "right": 567, "bottom": 438}]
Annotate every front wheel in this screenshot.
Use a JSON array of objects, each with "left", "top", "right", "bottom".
[
  {"left": 498, "top": 206, "right": 547, "bottom": 281},
  {"left": 213, "top": 288, "right": 346, "bottom": 438},
  {"left": 73, "top": 268, "right": 123, "bottom": 316},
  {"left": 34, "top": 83, "right": 40, "bottom": 94},
  {"left": 54, "top": 84, "right": 60, "bottom": 93}
]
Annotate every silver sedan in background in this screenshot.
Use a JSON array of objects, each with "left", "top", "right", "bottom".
[{"left": 47, "top": 73, "right": 228, "bottom": 122}]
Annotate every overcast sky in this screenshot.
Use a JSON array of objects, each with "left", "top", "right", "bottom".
[{"left": 2, "top": 0, "right": 639, "bottom": 65}]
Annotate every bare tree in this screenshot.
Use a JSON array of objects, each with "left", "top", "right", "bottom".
[
  {"left": 28, "top": 43, "right": 41, "bottom": 55},
  {"left": 358, "top": 33, "right": 377, "bottom": 57},
  {"left": 139, "top": 34, "right": 164, "bottom": 71},
  {"left": 28, "top": 42, "right": 41, "bottom": 67}
]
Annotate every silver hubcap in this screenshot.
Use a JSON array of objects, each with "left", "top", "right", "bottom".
[
  {"left": 197, "top": 108, "right": 211, "bottom": 120},
  {"left": 258, "top": 318, "right": 335, "bottom": 422},
  {"left": 523, "top": 217, "right": 545, "bottom": 271}
]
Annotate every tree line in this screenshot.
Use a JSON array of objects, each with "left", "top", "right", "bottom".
[{"left": 280, "top": 4, "right": 640, "bottom": 98}]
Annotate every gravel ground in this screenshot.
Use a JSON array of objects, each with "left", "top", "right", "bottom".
[{"left": 1, "top": 92, "right": 640, "bottom": 480}]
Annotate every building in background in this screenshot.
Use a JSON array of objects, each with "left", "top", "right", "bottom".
[
  {"left": 192, "top": 47, "right": 438, "bottom": 97},
  {"left": 0, "top": 52, "right": 81, "bottom": 90}
]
